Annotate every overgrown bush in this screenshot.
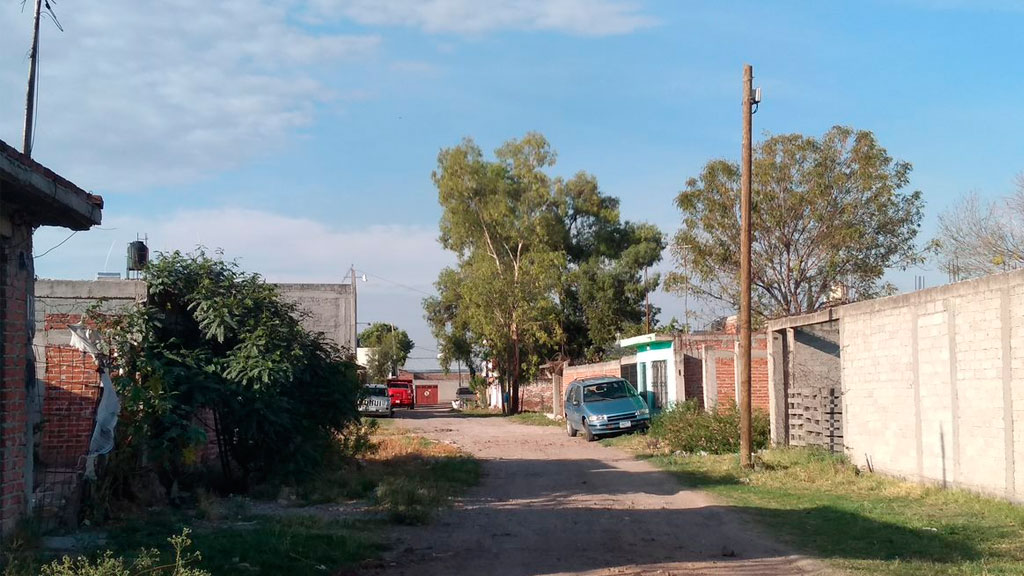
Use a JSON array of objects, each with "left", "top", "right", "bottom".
[
  {"left": 649, "top": 400, "right": 770, "bottom": 454},
  {"left": 92, "top": 250, "right": 363, "bottom": 497}
]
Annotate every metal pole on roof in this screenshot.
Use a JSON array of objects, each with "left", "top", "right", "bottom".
[{"left": 22, "top": 0, "right": 42, "bottom": 157}]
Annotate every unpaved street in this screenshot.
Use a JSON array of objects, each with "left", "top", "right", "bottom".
[{"left": 360, "top": 408, "right": 831, "bottom": 576}]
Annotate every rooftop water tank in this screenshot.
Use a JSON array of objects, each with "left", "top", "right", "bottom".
[{"left": 127, "top": 240, "right": 149, "bottom": 271}]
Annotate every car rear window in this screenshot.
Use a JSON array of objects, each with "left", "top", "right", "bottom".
[
  {"left": 583, "top": 380, "right": 636, "bottom": 402},
  {"left": 456, "top": 387, "right": 473, "bottom": 395},
  {"left": 389, "top": 383, "right": 410, "bottom": 389}
]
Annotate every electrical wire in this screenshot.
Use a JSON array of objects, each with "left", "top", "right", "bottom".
[
  {"left": 356, "top": 269, "right": 435, "bottom": 297},
  {"left": 34, "top": 230, "right": 77, "bottom": 259}
]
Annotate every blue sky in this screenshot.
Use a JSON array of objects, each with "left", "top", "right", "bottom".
[{"left": 2, "top": 0, "right": 1022, "bottom": 368}]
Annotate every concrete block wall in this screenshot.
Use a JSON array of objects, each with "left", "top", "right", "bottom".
[
  {"left": 276, "top": 283, "right": 356, "bottom": 353},
  {"left": 1, "top": 222, "right": 33, "bottom": 536},
  {"left": 771, "top": 268, "right": 1024, "bottom": 500}
]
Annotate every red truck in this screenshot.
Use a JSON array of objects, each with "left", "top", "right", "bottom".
[{"left": 387, "top": 378, "right": 415, "bottom": 409}]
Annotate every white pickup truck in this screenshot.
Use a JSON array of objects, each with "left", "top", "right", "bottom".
[{"left": 359, "top": 384, "right": 394, "bottom": 418}]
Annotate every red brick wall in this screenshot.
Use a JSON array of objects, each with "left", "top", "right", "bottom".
[
  {"left": 1, "top": 224, "right": 32, "bottom": 535},
  {"left": 675, "top": 334, "right": 769, "bottom": 413},
  {"left": 682, "top": 355, "right": 704, "bottom": 409},
  {"left": 520, "top": 382, "right": 553, "bottom": 413},
  {"left": 752, "top": 357, "right": 770, "bottom": 411},
  {"left": 716, "top": 356, "right": 736, "bottom": 407},
  {"left": 39, "top": 344, "right": 101, "bottom": 467}
]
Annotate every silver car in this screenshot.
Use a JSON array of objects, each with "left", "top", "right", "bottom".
[{"left": 360, "top": 384, "right": 394, "bottom": 418}]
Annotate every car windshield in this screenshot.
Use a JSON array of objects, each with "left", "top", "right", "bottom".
[
  {"left": 367, "top": 386, "right": 388, "bottom": 397},
  {"left": 583, "top": 380, "right": 637, "bottom": 403}
]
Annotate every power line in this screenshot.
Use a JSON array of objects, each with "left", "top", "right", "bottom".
[
  {"left": 356, "top": 269, "right": 434, "bottom": 297},
  {"left": 34, "top": 230, "right": 77, "bottom": 259}
]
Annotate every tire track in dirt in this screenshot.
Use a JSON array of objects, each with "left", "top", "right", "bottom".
[{"left": 358, "top": 409, "right": 834, "bottom": 576}]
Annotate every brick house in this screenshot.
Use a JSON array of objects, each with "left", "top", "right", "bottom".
[{"left": 0, "top": 139, "right": 102, "bottom": 535}]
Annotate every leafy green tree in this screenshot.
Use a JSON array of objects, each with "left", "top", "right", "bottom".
[
  {"left": 426, "top": 137, "right": 665, "bottom": 375},
  {"left": 359, "top": 322, "right": 414, "bottom": 381},
  {"left": 665, "top": 126, "right": 924, "bottom": 320},
  {"left": 94, "top": 250, "right": 361, "bottom": 492},
  {"left": 427, "top": 134, "right": 565, "bottom": 413},
  {"left": 559, "top": 184, "right": 664, "bottom": 360}
]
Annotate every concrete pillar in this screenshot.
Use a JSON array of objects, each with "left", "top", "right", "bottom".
[{"left": 768, "top": 330, "right": 786, "bottom": 445}]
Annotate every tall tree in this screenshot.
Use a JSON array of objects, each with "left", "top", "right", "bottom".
[
  {"left": 557, "top": 173, "right": 664, "bottom": 360},
  {"left": 428, "top": 134, "right": 565, "bottom": 414},
  {"left": 665, "top": 126, "right": 924, "bottom": 320},
  {"left": 424, "top": 267, "right": 480, "bottom": 378},
  {"left": 932, "top": 174, "right": 1024, "bottom": 280}
]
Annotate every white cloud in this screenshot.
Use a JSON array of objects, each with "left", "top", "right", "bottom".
[
  {"left": 33, "top": 208, "right": 455, "bottom": 367},
  {"left": 0, "top": 1, "right": 379, "bottom": 192},
  {"left": 35, "top": 208, "right": 451, "bottom": 290},
  {"left": 310, "top": 0, "right": 656, "bottom": 36}
]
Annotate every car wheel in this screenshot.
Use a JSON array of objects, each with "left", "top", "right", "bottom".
[
  {"left": 566, "top": 416, "right": 577, "bottom": 437},
  {"left": 583, "top": 419, "right": 596, "bottom": 442}
]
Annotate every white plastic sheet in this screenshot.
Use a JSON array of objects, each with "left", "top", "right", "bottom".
[{"left": 68, "top": 323, "right": 120, "bottom": 478}]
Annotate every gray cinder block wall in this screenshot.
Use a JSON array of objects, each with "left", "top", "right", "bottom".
[
  {"left": 768, "top": 269, "right": 1024, "bottom": 500},
  {"left": 276, "top": 283, "right": 356, "bottom": 352}
]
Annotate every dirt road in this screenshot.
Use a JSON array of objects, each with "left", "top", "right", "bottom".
[{"left": 362, "top": 408, "right": 830, "bottom": 576}]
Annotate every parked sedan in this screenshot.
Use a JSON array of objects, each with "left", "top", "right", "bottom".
[
  {"left": 564, "top": 377, "right": 650, "bottom": 441},
  {"left": 359, "top": 384, "right": 394, "bottom": 418}
]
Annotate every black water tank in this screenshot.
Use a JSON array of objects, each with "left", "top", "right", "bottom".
[{"left": 127, "top": 240, "right": 149, "bottom": 271}]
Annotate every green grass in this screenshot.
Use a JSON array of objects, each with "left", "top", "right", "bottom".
[
  {"left": 507, "top": 412, "right": 562, "bottom": 427},
  {"left": 456, "top": 407, "right": 560, "bottom": 427},
  {"left": 104, "top": 513, "right": 384, "bottom": 576},
  {"left": 609, "top": 437, "right": 1024, "bottom": 575}
]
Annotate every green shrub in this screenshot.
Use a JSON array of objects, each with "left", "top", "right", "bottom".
[
  {"left": 650, "top": 400, "right": 770, "bottom": 454},
  {"left": 90, "top": 250, "right": 363, "bottom": 495}
]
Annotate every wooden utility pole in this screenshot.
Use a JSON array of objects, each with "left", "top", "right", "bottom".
[
  {"left": 23, "top": 0, "right": 43, "bottom": 156},
  {"left": 739, "top": 64, "right": 754, "bottom": 468}
]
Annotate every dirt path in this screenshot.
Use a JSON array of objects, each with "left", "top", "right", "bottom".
[{"left": 360, "top": 408, "right": 832, "bottom": 576}]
